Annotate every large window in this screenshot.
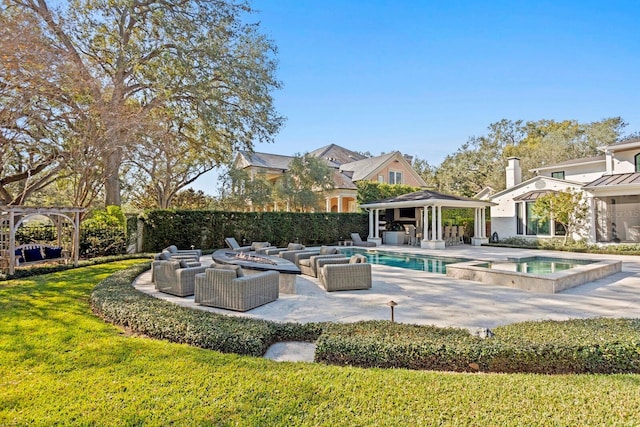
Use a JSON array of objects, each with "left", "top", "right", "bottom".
[
  {"left": 389, "top": 171, "right": 403, "bottom": 185},
  {"left": 551, "top": 171, "right": 565, "bottom": 179},
  {"left": 635, "top": 153, "right": 640, "bottom": 173},
  {"left": 525, "top": 202, "right": 550, "bottom": 236}
]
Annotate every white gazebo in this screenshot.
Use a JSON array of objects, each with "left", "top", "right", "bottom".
[
  {"left": 359, "top": 190, "right": 495, "bottom": 249},
  {"left": 0, "top": 206, "right": 84, "bottom": 275}
]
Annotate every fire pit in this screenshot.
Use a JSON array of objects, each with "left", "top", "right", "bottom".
[{"left": 212, "top": 249, "right": 301, "bottom": 294}]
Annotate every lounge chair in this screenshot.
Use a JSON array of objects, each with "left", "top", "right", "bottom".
[
  {"left": 224, "top": 237, "right": 251, "bottom": 252},
  {"left": 350, "top": 233, "right": 376, "bottom": 247},
  {"left": 163, "top": 244, "right": 202, "bottom": 258},
  {"left": 153, "top": 259, "right": 207, "bottom": 297},
  {"left": 194, "top": 266, "right": 279, "bottom": 312},
  {"left": 319, "top": 254, "right": 372, "bottom": 291}
]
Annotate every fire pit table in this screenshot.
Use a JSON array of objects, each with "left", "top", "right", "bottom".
[{"left": 212, "top": 249, "right": 301, "bottom": 294}]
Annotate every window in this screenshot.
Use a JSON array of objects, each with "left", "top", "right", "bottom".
[
  {"left": 635, "top": 154, "right": 640, "bottom": 173},
  {"left": 551, "top": 171, "right": 565, "bottom": 179},
  {"left": 378, "top": 175, "right": 384, "bottom": 183},
  {"left": 516, "top": 202, "right": 524, "bottom": 235},
  {"left": 525, "top": 202, "right": 549, "bottom": 236},
  {"left": 389, "top": 171, "right": 403, "bottom": 185}
]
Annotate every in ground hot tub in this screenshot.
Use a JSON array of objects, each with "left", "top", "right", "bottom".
[{"left": 445, "top": 256, "right": 621, "bottom": 293}]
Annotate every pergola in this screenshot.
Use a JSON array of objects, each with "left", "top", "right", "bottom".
[
  {"left": 359, "top": 190, "right": 495, "bottom": 249},
  {"left": 0, "top": 206, "right": 84, "bottom": 275}
]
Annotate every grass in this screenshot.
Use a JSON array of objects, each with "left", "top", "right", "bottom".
[{"left": 2, "top": 261, "right": 640, "bottom": 425}]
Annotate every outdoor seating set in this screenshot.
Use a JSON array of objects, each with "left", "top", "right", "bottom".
[
  {"left": 292, "top": 245, "right": 372, "bottom": 292},
  {"left": 226, "top": 237, "right": 372, "bottom": 292},
  {"left": 152, "top": 243, "right": 279, "bottom": 312}
]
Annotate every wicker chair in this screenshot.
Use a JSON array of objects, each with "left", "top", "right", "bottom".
[
  {"left": 164, "top": 244, "right": 202, "bottom": 258},
  {"left": 298, "top": 254, "right": 347, "bottom": 277},
  {"left": 319, "top": 255, "right": 372, "bottom": 291},
  {"left": 194, "top": 268, "right": 279, "bottom": 312},
  {"left": 153, "top": 260, "right": 207, "bottom": 297}
]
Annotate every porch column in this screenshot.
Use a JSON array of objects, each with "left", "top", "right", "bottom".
[
  {"left": 369, "top": 209, "right": 382, "bottom": 246},
  {"left": 325, "top": 198, "right": 330, "bottom": 212},
  {"left": 421, "top": 204, "right": 445, "bottom": 249},
  {"left": 472, "top": 206, "right": 489, "bottom": 246},
  {"left": 422, "top": 205, "right": 429, "bottom": 243},
  {"left": 437, "top": 206, "right": 443, "bottom": 240},
  {"left": 368, "top": 209, "right": 374, "bottom": 239},
  {"left": 430, "top": 205, "right": 436, "bottom": 241},
  {"left": 337, "top": 196, "right": 343, "bottom": 213}
]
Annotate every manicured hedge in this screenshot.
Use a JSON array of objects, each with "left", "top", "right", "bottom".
[
  {"left": 90, "top": 263, "right": 322, "bottom": 357},
  {"left": 138, "top": 210, "right": 368, "bottom": 252},
  {"left": 92, "top": 264, "right": 640, "bottom": 373},
  {"left": 315, "top": 319, "right": 640, "bottom": 374}
]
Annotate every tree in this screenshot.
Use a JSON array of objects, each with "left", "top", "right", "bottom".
[
  {"left": 356, "top": 181, "right": 420, "bottom": 205},
  {"left": 532, "top": 190, "right": 589, "bottom": 245},
  {"left": 2, "top": 0, "right": 283, "bottom": 206},
  {"left": 274, "top": 154, "right": 334, "bottom": 212},
  {"left": 435, "top": 118, "right": 626, "bottom": 196}
]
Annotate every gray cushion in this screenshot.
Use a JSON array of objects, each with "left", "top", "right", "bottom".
[
  {"left": 213, "top": 262, "right": 245, "bottom": 277},
  {"left": 349, "top": 254, "right": 367, "bottom": 264},
  {"left": 251, "top": 241, "right": 271, "bottom": 250},
  {"left": 287, "top": 243, "right": 305, "bottom": 250},
  {"left": 166, "top": 245, "right": 179, "bottom": 253},
  {"left": 179, "top": 259, "right": 201, "bottom": 268},
  {"left": 319, "top": 246, "right": 338, "bottom": 255},
  {"left": 298, "top": 259, "right": 311, "bottom": 267}
]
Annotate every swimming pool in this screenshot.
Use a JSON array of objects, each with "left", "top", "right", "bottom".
[
  {"left": 339, "top": 248, "right": 470, "bottom": 274},
  {"left": 487, "top": 257, "right": 595, "bottom": 274}
]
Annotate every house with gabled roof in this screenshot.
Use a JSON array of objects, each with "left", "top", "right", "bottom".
[
  {"left": 232, "top": 144, "right": 427, "bottom": 212},
  {"left": 483, "top": 138, "right": 640, "bottom": 243}
]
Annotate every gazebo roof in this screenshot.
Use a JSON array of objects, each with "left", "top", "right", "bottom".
[{"left": 359, "top": 189, "right": 494, "bottom": 210}]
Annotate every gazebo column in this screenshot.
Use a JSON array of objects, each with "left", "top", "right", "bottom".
[
  {"left": 421, "top": 204, "right": 445, "bottom": 249},
  {"left": 369, "top": 209, "right": 382, "bottom": 246},
  {"left": 472, "top": 207, "right": 489, "bottom": 246}
]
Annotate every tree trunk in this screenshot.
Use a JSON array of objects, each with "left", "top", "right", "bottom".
[{"left": 104, "top": 148, "right": 122, "bottom": 206}]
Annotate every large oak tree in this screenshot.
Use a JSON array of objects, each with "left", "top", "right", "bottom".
[{"left": 1, "top": 0, "right": 282, "bottom": 206}]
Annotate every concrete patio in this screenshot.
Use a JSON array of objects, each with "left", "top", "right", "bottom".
[{"left": 134, "top": 245, "right": 640, "bottom": 331}]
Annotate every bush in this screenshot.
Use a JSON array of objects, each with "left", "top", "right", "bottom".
[
  {"left": 139, "top": 210, "right": 368, "bottom": 252},
  {"left": 91, "top": 264, "right": 640, "bottom": 373},
  {"left": 487, "top": 237, "right": 640, "bottom": 256},
  {"left": 90, "top": 263, "right": 322, "bottom": 356}
]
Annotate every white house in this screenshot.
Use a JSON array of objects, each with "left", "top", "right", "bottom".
[{"left": 484, "top": 138, "right": 640, "bottom": 244}]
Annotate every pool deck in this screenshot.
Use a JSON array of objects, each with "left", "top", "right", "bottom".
[{"left": 134, "top": 244, "right": 640, "bottom": 331}]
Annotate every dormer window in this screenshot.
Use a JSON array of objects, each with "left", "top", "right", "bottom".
[
  {"left": 635, "top": 153, "right": 640, "bottom": 173},
  {"left": 551, "top": 171, "right": 565, "bottom": 180}
]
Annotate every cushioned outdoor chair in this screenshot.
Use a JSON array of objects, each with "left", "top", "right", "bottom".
[
  {"left": 319, "top": 254, "right": 372, "bottom": 291},
  {"left": 256, "top": 242, "right": 305, "bottom": 256},
  {"left": 350, "top": 233, "right": 376, "bottom": 247},
  {"left": 292, "top": 245, "right": 341, "bottom": 268},
  {"left": 194, "top": 265, "right": 279, "bottom": 312},
  {"left": 164, "top": 244, "right": 202, "bottom": 258},
  {"left": 298, "top": 253, "right": 347, "bottom": 277},
  {"left": 153, "top": 259, "right": 207, "bottom": 297}
]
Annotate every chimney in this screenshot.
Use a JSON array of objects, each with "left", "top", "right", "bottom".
[{"left": 506, "top": 157, "right": 521, "bottom": 188}]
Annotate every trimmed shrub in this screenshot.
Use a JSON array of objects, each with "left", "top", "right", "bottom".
[{"left": 90, "top": 263, "right": 322, "bottom": 356}]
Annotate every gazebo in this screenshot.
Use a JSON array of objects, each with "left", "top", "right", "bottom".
[
  {"left": 359, "top": 190, "right": 495, "bottom": 249},
  {"left": 0, "top": 206, "right": 84, "bottom": 275}
]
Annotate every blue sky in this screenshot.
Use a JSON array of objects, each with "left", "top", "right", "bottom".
[{"left": 192, "top": 0, "right": 640, "bottom": 194}]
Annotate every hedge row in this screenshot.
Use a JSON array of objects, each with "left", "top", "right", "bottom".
[
  {"left": 138, "top": 210, "right": 368, "bottom": 252},
  {"left": 315, "top": 319, "right": 640, "bottom": 374},
  {"left": 90, "top": 263, "right": 322, "bottom": 356},
  {"left": 92, "top": 263, "right": 640, "bottom": 374}
]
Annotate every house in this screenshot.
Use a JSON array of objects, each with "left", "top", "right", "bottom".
[
  {"left": 232, "top": 144, "right": 427, "bottom": 212},
  {"left": 485, "top": 138, "right": 640, "bottom": 243}
]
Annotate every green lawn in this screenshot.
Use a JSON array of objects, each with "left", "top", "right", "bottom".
[{"left": 2, "top": 261, "right": 640, "bottom": 426}]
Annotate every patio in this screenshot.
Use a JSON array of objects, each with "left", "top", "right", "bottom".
[{"left": 134, "top": 245, "right": 640, "bottom": 331}]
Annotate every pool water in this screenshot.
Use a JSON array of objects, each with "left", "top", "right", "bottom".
[
  {"left": 488, "top": 257, "right": 595, "bottom": 275},
  {"left": 340, "top": 248, "right": 469, "bottom": 274}
]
